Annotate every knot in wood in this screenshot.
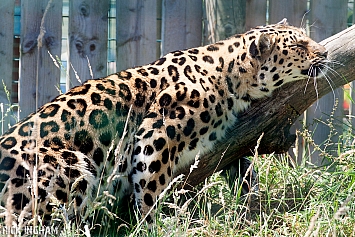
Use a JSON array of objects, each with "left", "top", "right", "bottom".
[
  {"left": 90, "top": 43, "right": 96, "bottom": 52},
  {"left": 74, "top": 39, "right": 85, "bottom": 57},
  {"left": 79, "top": 3, "right": 90, "bottom": 17},
  {"left": 45, "top": 33, "right": 57, "bottom": 49},
  {"left": 224, "top": 23, "right": 234, "bottom": 38},
  {"left": 22, "top": 34, "right": 38, "bottom": 54}
]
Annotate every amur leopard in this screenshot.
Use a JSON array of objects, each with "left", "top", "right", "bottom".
[{"left": 0, "top": 19, "right": 327, "bottom": 227}]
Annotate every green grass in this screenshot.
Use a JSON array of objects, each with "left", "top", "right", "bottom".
[
  {"left": 2, "top": 72, "right": 355, "bottom": 236},
  {"left": 30, "top": 125, "right": 355, "bottom": 237},
  {"left": 2, "top": 111, "right": 355, "bottom": 236},
  {"left": 70, "top": 127, "right": 354, "bottom": 237},
  {"left": 134, "top": 133, "right": 355, "bottom": 236}
]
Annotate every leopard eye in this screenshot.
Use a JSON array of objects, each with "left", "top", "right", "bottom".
[
  {"left": 289, "top": 43, "right": 307, "bottom": 51},
  {"left": 297, "top": 44, "right": 308, "bottom": 51},
  {"left": 296, "top": 40, "right": 308, "bottom": 50}
]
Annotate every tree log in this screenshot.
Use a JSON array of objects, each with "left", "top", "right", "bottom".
[{"left": 181, "top": 24, "right": 355, "bottom": 187}]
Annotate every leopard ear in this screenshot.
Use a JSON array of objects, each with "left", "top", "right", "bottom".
[
  {"left": 249, "top": 33, "right": 275, "bottom": 59},
  {"left": 258, "top": 33, "right": 275, "bottom": 54}
]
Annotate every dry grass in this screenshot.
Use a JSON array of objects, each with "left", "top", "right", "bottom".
[{"left": 1, "top": 100, "right": 355, "bottom": 236}]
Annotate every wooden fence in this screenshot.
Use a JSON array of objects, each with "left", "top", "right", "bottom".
[{"left": 0, "top": 0, "right": 353, "bottom": 164}]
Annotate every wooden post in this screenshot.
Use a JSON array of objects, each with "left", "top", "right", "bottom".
[
  {"left": 306, "top": 0, "right": 348, "bottom": 165},
  {"left": 269, "top": 0, "right": 308, "bottom": 26},
  {"left": 68, "top": 0, "right": 109, "bottom": 89},
  {"left": 116, "top": 1, "right": 158, "bottom": 71},
  {"left": 161, "top": 0, "right": 202, "bottom": 54},
  {"left": 203, "top": 0, "right": 246, "bottom": 45},
  {"left": 19, "top": 0, "right": 62, "bottom": 118},
  {"left": 157, "top": 0, "right": 163, "bottom": 59},
  {"left": 269, "top": 0, "right": 308, "bottom": 163},
  {"left": 0, "top": 0, "right": 15, "bottom": 133},
  {"left": 245, "top": 0, "right": 266, "bottom": 29}
]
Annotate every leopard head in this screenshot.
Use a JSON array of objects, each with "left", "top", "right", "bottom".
[{"left": 245, "top": 19, "right": 328, "bottom": 98}]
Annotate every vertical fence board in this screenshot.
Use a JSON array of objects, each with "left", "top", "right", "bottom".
[
  {"left": 68, "top": 0, "right": 109, "bottom": 89},
  {"left": 203, "top": 0, "right": 246, "bottom": 45},
  {"left": 269, "top": 0, "right": 308, "bottom": 163},
  {"left": 161, "top": 0, "right": 202, "bottom": 54},
  {"left": 19, "top": 0, "right": 62, "bottom": 118},
  {"left": 116, "top": 1, "right": 157, "bottom": 71},
  {"left": 157, "top": 0, "right": 163, "bottom": 59},
  {"left": 269, "top": 0, "right": 308, "bottom": 26},
  {"left": 306, "top": 0, "right": 348, "bottom": 165},
  {"left": 245, "top": 0, "right": 266, "bottom": 29},
  {"left": 0, "top": 1, "right": 15, "bottom": 133}
]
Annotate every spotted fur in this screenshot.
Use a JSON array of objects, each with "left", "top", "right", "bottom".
[{"left": 0, "top": 20, "right": 327, "bottom": 226}]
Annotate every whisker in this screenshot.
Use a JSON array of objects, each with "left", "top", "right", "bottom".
[
  {"left": 320, "top": 69, "right": 337, "bottom": 106},
  {"left": 304, "top": 66, "right": 313, "bottom": 94},
  {"left": 324, "top": 59, "right": 344, "bottom": 67},
  {"left": 300, "top": 9, "right": 310, "bottom": 29},
  {"left": 319, "top": 63, "right": 341, "bottom": 82},
  {"left": 312, "top": 66, "right": 320, "bottom": 110},
  {"left": 322, "top": 67, "right": 338, "bottom": 81},
  {"left": 313, "top": 75, "right": 318, "bottom": 99},
  {"left": 309, "top": 20, "right": 320, "bottom": 32},
  {"left": 307, "top": 64, "right": 314, "bottom": 77}
]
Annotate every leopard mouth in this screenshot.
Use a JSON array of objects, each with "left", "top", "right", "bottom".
[
  {"left": 301, "top": 62, "right": 327, "bottom": 77},
  {"left": 301, "top": 51, "right": 328, "bottom": 77}
]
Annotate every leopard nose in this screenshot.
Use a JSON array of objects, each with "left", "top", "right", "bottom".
[
  {"left": 320, "top": 51, "right": 328, "bottom": 58},
  {"left": 311, "top": 44, "right": 327, "bottom": 57},
  {"left": 314, "top": 50, "right": 327, "bottom": 59},
  {"left": 317, "top": 45, "right": 327, "bottom": 57}
]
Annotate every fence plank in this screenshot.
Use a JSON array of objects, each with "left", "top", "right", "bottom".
[
  {"left": 269, "top": 0, "right": 308, "bottom": 26},
  {"left": 245, "top": 0, "right": 266, "bottom": 29},
  {"left": 162, "top": 0, "right": 202, "bottom": 54},
  {"left": 157, "top": 0, "right": 163, "bottom": 59},
  {"left": 203, "top": 0, "right": 246, "bottom": 45},
  {"left": 269, "top": 0, "right": 308, "bottom": 163},
  {"left": 116, "top": 1, "right": 157, "bottom": 71},
  {"left": 68, "top": 0, "right": 109, "bottom": 89},
  {"left": 306, "top": 0, "right": 348, "bottom": 165},
  {"left": 0, "top": 0, "right": 15, "bottom": 133},
  {"left": 19, "top": 0, "right": 62, "bottom": 118}
]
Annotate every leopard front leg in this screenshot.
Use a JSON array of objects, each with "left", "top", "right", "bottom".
[
  {"left": 131, "top": 136, "right": 174, "bottom": 223},
  {"left": 131, "top": 108, "right": 200, "bottom": 224}
]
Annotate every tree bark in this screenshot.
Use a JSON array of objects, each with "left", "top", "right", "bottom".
[{"left": 180, "top": 24, "right": 355, "bottom": 187}]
